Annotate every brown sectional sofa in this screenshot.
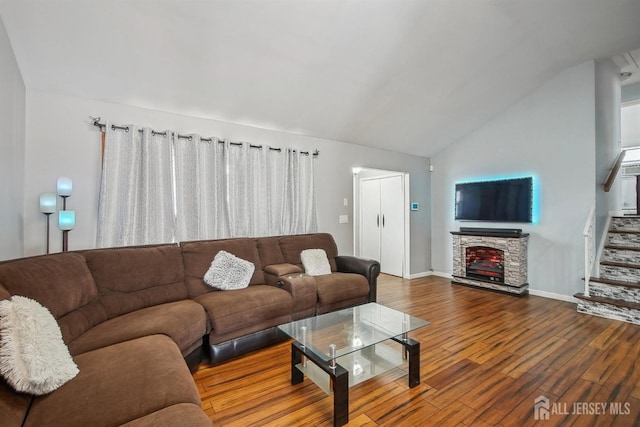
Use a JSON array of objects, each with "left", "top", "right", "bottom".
[{"left": 0, "top": 233, "right": 380, "bottom": 426}]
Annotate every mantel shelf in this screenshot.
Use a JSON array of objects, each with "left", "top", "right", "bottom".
[{"left": 451, "top": 227, "right": 529, "bottom": 238}]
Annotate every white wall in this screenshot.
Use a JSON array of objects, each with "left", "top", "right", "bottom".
[
  {"left": 22, "top": 90, "right": 432, "bottom": 274},
  {"left": 594, "top": 59, "right": 622, "bottom": 245},
  {"left": 431, "top": 61, "right": 597, "bottom": 299},
  {"left": 622, "top": 82, "right": 640, "bottom": 105},
  {"left": 622, "top": 103, "right": 640, "bottom": 147},
  {"left": 0, "top": 17, "right": 25, "bottom": 260}
]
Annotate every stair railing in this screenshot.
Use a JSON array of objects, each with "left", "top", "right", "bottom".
[
  {"left": 583, "top": 206, "right": 596, "bottom": 297},
  {"left": 603, "top": 150, "right": 626, "bottom": 192}
]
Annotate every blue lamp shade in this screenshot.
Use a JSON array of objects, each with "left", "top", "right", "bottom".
[
  {"left": 57, "top": 177, "right": 72, "bottom": 197},
  {"left": 39, "top": 193, "right": 56, "bottom": 214},
  {"left": 58, "top": 210, "right": 75, "bottom": 231}
]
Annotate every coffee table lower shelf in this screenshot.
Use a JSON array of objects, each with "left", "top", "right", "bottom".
[{"left": 290, "top": 337, "right": 421, "bottom": 426}]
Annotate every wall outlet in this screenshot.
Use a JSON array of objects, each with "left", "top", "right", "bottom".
[
  {"left": 339, "top": 215, "right": 349, "bottom": 224},
  {"left": 343, "top": 198, "right": 349, "bottom": 207}
]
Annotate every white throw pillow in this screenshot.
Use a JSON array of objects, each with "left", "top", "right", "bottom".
[
  {"left": 204, "top": 250, "right": 255, "bottom": 290},
  {"left": 0, "top": 296, "right": 79, "bottom": 395},
  {"left": 300, "top": 249, "right": 332, "bottom": 276}
]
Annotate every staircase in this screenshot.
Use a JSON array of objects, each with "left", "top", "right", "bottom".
[{"left": 575, "top": 216, "right": 640, "bottom": 325}]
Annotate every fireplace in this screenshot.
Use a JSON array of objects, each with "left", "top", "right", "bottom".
[
  {"left": 465, "top": 246, "right": 504, "bottom": 282},
  {"left": 451, "top": 229, "right": 529, "bottom": 295}
]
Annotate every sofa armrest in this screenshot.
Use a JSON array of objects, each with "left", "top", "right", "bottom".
[
  {"left": 335, "top": 256, "right": 380, "bottom": 302},
  {"left": 275, "top": 273, "right": 317, "bottom": 319}
]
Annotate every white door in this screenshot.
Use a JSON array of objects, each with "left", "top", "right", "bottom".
[
  {"left": 360, "top": 179, "right": 381, "bottom": 261},
  {"left": 380, "top": 175, "right": 404, "bottom": 277},
  {"left": 359, "top": 175, "right": 404, "bottom": 277}
]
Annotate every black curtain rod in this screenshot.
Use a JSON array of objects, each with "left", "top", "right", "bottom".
[{"left": 91, "top": 117, "right": 319, "bottom": 157}]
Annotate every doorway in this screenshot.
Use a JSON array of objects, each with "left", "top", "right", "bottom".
[{"left": 353, "top": 168, "right": 410, "bottom": 278}]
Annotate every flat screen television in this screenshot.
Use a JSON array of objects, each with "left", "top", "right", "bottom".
[{"left": 455, "top": 177, "right": 533, "bottom": 223}]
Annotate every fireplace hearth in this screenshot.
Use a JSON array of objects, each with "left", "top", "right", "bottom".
[{"left": 451, "top": 229, "right": 529, "bottom": 295}]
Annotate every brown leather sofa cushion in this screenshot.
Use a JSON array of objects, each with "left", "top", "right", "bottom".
[
  {"left": 82, "top": 245, "right": 188, "bottom": 319},
  {"left": 256, "top": 236, "right": 285, "bottom": 266},
  {"left": 0, "top": 253, "right": 98, "bottom": 319},
  {"left": 0, "top": 253, "right": 106, "bottom": 343},
  {"left": 182, "top": 238, "right": 265, "bottom": 297},
  {"left": 68, "top": 300, "right": 207, "bottom": 357},
  {"left": 0, "top": 380, "right": 31, "bottom": 427},
  {"left": 315, "top": 273, "right": 369, "bottom": 305},
  {"left": 120, "top": 403, "right": 212, "bottom": 426},
  {"left": 195, "top": 285, "right": 292, "bottom": 337},
  {"left": 279, "top": 233, "right": 339, "bottom": 272},
  {"left": 263, "top": 263, "right": 303, "bottom": 276},
  {"left": 24, "top": 335, "right": 202, "bottom": 427}
]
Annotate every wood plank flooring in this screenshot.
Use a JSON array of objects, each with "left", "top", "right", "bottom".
[{"left": 193, "top": 275, "right": 640, "bottom": 426}]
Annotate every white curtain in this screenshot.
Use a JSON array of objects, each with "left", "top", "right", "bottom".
[
  {"left": 97, "top": 124, "right": 175, "bottom": 247},
  {"left": 97, "top": 124, "right": 318, "bottom": 247},
  {"left": 174, "top": 135, "right": 228, "bottom": 241},
  {"left": 174, "top": 138, "right": 318, "bottom": 241}
]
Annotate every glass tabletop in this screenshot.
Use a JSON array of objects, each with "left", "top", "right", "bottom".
[{"left": 278, "top": 302, "right": 429, "bottom": 362}]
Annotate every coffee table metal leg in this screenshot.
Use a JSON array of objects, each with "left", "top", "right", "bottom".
[
  {"left": 333, "top": 368, "right": 349, "bottom": 427},
  {"left": 291, "top": 341, "right": 350, "bottom": 426},
  {"left": 392, "top": 337, "right": 420, "bottom": 388},
  {"left": 291, "top": 342, "right": 304, "bottom": 385},
  {"left": 406, "top": 338, "right": 420, "bottom": 388}
]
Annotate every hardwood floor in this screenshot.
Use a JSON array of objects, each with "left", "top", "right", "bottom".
[{"left": 193, "top": 275, "right": 640, "bottom": 426}]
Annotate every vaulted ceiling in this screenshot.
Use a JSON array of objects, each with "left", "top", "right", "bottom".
[{"left": 1, "top": 0, "right": 640, "bottom": 157}]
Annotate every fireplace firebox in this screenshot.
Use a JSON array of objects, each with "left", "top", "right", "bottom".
[{"left": 465, "top": 246, "right": 504, "bottom": 282}]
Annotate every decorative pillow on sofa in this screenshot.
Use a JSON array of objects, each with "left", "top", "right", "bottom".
[
  {"left": 0, "top": 296, "right": 79, "bottom": 395},
  {"left": 204, "top": 250, "right": 255, "bottom": 290},
  {"left": 300, "top": 249, "right": 332, "bottom": 276}
]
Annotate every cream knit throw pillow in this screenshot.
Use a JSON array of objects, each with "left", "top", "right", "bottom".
[
  {"left": 0, "top": 296, "right": 79, "bottom": 395},
  {"left": 301, "top": 249, "right": 332, "bottom": 276},
  {"left": 204, "top": 250, "right": 255, "bottom": 290}
]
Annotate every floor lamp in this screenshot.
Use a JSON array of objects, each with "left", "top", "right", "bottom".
[
  {"left": 39, "top": 193, "right": 56, "bottom": 254},
  {"left": 57, "top": 177, "right": 74, "bottom": 252}
]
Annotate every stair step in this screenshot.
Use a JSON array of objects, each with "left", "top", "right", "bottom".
[
  {"left": 600, "top": 260, "right": 640, "bottom": 270},
  {"left": 599, "top": 261, "right": 640, "bottom": 283},
  {"left": 588, "top": 276, "right": 640, "bottom": 289},
  {"left": 587, "top": 277, "right": 640, "bottom": 302},
  {"left": 604, "top": 245, "right": 640, "bottom": 252},
  {"left": 575, "top": 293, "right": 640, "bottom": 310},
  {"left": 606, "top": 231, "right": 640, "bottom": 248},
  {"left": 608, "top": 229, "right": 640, "bottom": 235},
  {"left": 602, "top": 246, "right": 640, "bottom": 264},
  {"left": 575, "top": 293, "right": 640, "bottom": 325},
  {"left": 610, "top": 216, "right": 640, "bottom": 232}
]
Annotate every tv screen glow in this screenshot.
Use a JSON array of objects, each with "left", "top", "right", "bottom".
[{"left": 455, "top": 177, "right": 533, "bottom": 223}]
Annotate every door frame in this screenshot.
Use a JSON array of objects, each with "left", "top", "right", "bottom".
[{"left": 353, "top": 167, "right": 411, "bottom": 279}]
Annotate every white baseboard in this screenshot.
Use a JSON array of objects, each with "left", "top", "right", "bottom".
[
  {"left": 428, "top": 271, "right": 453, "bottom": 279},
  {"left": 528, "top": 288, "right": 579, "bottom": 304},
  {"left": 406, "top": 271, "right": 431, "bottom": 279},
  {"left": 406, "top": 270, "right": 452, "bottom": 280}
]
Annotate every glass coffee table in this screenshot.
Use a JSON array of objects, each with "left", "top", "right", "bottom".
[{"left": 277, "top": 302, "right": 430, "bottom": 426}]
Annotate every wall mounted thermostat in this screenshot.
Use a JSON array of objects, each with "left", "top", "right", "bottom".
[{"left": 411, "top": 203, "right": 419, "bottom": 211}]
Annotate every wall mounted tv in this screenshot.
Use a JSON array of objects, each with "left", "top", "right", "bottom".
[{"left": 455, "top": 177, "right": 533, "bottom": 223}]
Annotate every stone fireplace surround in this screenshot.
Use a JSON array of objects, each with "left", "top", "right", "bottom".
[{"left": 451, "top": 228, "right": 529, "bottom": 295}]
